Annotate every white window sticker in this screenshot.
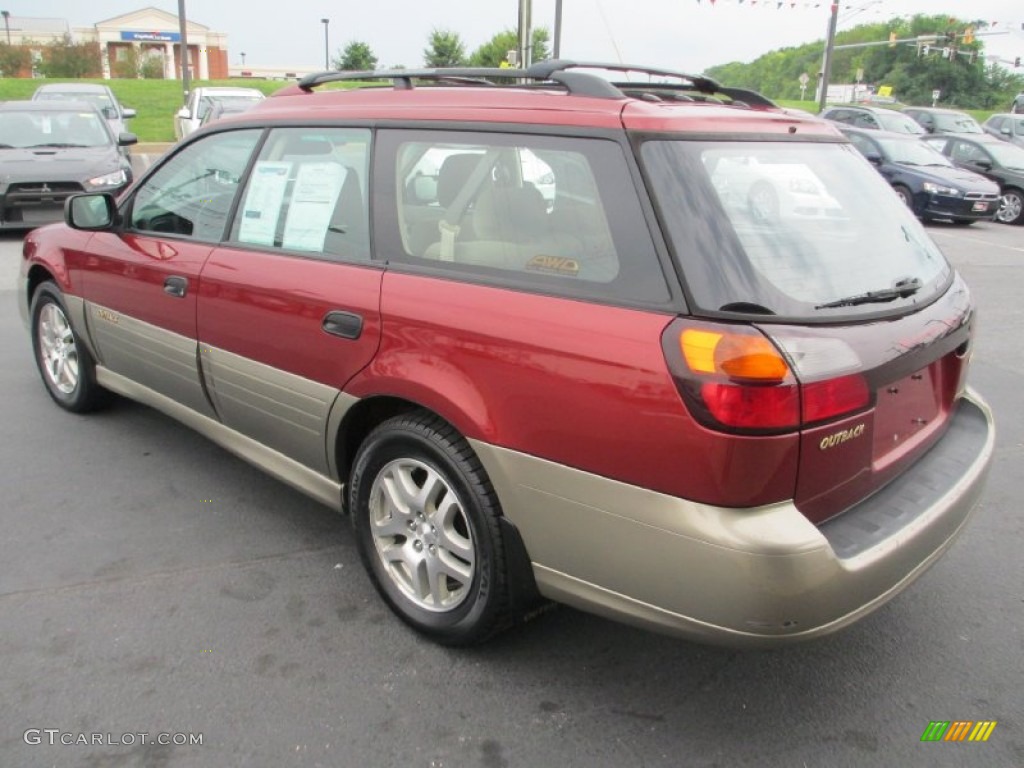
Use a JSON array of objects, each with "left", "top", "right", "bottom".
[
  {"left": 282, "top": 163, "right": 347, "bottom": 251},
  {"left": 238, "top": 162, "right": 291, "bottom": 246}
]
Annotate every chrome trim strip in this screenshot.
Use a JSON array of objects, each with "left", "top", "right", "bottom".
[{"left": 95, "top": 366, "right": 343, "bottom": 512}]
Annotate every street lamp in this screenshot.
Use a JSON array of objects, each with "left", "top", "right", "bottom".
[
  {"left": 2, "top": 11, "right": 11, "bottom": 46},
  {"left": 240, "top": 51, "right": 246, "bottom": 65},
  {"left": 320, "top": 18, "right": 329, "bottom": 70}
]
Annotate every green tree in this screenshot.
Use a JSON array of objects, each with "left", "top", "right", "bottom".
[
  {"left": 140, "top": 54, "right": 165, "bottom": 79},
  {"left": 334, "top": 40, "right": 378, "bottom": 72},
  {"left": 469, "top": 28, "right": 550, "bottom": 67},
  {"left": 704, "top": 14, "right": 1019, "bottom": 109},
  {"left": 110, "top": 46, "right": 141, "bottom": 79},
  {"left": 0, "top": 42, "right": 30, "bottom": 77},
  {"left": 38, "top": 34, "right": 101, "bottom": 78},
  {"left": 424, "top": 28, "right": 467, "bottom": 68}
]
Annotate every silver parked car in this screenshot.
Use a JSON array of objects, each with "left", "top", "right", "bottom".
[
  {"left": 982, "top": 113, "right": 1024, "bottom": 149},
  {"left": 32, "top": 83, "right": 136, "bottom": 140}
]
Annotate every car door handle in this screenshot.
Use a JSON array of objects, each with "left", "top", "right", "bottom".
[
  {"left": 322, "top": 311, "right": 363, "bottom": 340},
  {"left": 164, "top": 276, "right": 188, "bottom": 298}
]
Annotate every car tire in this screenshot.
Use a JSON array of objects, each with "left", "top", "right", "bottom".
[
  {"left": 893, "top": 184, "right": 913, "bottom": 209},
  {"left": 348, "top": 411, "right": 513, "bottom": 645},
  {"left": 995, "top": 188, "right": 1024, "bottom": 225},
  {"left": 30, "top": 281, "right": 108, "bottom": 413}
]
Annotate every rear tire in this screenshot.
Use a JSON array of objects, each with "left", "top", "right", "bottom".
[
  {"left": 348, "top": 411, "right": 513, "bottom": 645},
  {"left": 30, "top": 282, "right": 108, "bottom": 413}
]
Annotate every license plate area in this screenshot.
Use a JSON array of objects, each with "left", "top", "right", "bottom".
[
  {"left": 972, "top": 201, "right": 989, "bottom": 211},
  {"left": 871, "top": 364, "right": 943, "bottom": 464}
]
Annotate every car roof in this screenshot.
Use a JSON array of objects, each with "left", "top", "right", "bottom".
[
  {"left": 0, "top": 99, "right": 103, "bottom": 113},
  {"left": 33, "top": 83, "right": 111, "bottom": 94},
  {"left": 902, "top": 106, "right": 971, "bottom": 115},
  {"left": 253, "top": 62, "right": 840, "bottom": 137},
  {"left": 824, "top": 104, "right": 887, "bottom": 114},
  {"left": 926, "top": 132, "right": 1001, "bottom": 143}
]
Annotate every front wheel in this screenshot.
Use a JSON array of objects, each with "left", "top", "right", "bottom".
[
  {"left": 348, "top": 412, "right": 513, "bottom": 645},
  {"left": 995, "top": 188, "right": 1024, "bottom": 225},
  {"left": 892, "top": 184, "right": 913, "bottom": 209},
  {"left": 30, "top": 282, "right": 108, "bottom": 413}
]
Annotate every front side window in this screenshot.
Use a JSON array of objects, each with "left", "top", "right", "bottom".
[
  {"left": 129, "top": 129, "right": 261, "bottom": 241},
  {"left": 641, "top": 139, "right": 950, "bottom": 321},
  {"left": 231, "top": 127, "right": 371, "bottom": 261},
  {"left": 380, "top": 130, "right": 669, "bottom": 304}
]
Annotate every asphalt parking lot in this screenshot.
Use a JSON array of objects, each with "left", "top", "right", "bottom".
[{"left": 0, "top": 220, "right": 1021, "bottom": 768}]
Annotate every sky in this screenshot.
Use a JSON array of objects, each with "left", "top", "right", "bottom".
[{"left": 18, "top": 0, "right": 1024, "bottom": 74}]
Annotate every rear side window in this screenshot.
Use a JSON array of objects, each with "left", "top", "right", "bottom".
[
  {"left": 376, "top": 130, "right": 670, "bottom": 304},
  {"left": 641, "top": 140, "right": 950, "bottom": 320},
  {"left": 230, "top": 127, "right": 371, "bottom": 261}
]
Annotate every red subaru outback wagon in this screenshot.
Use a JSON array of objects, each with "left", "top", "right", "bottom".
[{"left": 20, "top": 62, "right": 994, "bottom": 646}]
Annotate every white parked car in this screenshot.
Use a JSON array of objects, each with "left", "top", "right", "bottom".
[{"left": 174, "top": 87, "right": 264, "bottom": 140}]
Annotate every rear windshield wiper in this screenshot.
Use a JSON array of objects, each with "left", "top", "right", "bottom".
[{"left": 815, "top": 277, "right": 921, "bottom": 309}]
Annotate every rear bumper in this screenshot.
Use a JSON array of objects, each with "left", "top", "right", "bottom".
[{"left": 472, "top": 390, "right": 994, "bottom": 646}]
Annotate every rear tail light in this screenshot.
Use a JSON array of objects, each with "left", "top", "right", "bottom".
[{"left": 664, "top": 320, "right": 870, "bottom": 434}]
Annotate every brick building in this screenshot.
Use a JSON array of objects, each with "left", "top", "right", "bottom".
[{"left": 0, "top": 6, "right": 228, "bottom": 79}]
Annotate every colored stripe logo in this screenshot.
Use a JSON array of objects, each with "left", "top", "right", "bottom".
[{"left": 921, "top": 721, "right": 997, "bottom": 742}]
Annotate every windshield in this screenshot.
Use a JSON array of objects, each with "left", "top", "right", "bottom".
[
  {"left": 641, "top": 140, "right": 950, "bottom": 320},
  {"left": 934, "top": 113, "right": 982, "bottom": 133},
  {"left": 0, "top": 109, "right": 112, "bottom": 149},
  {"left": 877, "top": 112, "right": 926, "bottom": 134},
  {"left": 876, "top": 137, "right": 951, "bottom": 166},
  {"left": 986, "top": 141, "right": 1024, "bottom": 169}
]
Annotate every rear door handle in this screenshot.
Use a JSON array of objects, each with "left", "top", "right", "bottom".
[
  {"left": 322, "top": 310, "right": 363, "bottom": 340},
  {"left": 164, "top": 276, "right": 188, "bottom": 298}
]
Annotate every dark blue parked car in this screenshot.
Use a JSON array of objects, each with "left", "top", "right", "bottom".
[{"left": 840, "top": 127, "right": 1000, "bottom": 225}]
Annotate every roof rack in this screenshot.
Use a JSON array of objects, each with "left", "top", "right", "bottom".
[{"left": 292, "top": 60, "right": 777, "bottom": 108}]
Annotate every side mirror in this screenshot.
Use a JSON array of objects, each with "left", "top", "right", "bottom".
[
  {"left": 118, "top": 132, "right": 138, "bottom": 147},
  {"left": 66, "top": 193, "right": 116, "bottom": 230},
  {"left": 177, "top": 106, "right": 191, "bottom": 119},
  {"left": 865, "top": 153, "right": 883, "bottom": 166},
  {"left": 122, "top": 107, "right": 136, "bottom": 119},
  {"left": 975, "top": 158, "right": 993, "bottom": 170},
  {"left": 1000, "top": 127, "right": 1011, "bottom": 136}
]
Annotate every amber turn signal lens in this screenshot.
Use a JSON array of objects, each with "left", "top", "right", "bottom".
[{"left": 680, "top": 329, "right": 790, "bottom": 383}]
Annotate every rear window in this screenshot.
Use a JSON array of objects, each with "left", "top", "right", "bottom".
[{"left": 641, "top": 140, "right": 951, "bottom": 320}]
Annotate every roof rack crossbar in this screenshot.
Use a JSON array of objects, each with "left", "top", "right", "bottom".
[{"left": 292, "top": 60, "right": 776, "bottom": 108}]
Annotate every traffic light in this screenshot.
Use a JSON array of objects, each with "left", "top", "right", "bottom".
[{"left": 1016, "top": 56, "right": 1022, "bottom": 68}]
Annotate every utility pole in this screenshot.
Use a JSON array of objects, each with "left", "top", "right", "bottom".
[
  {"left": 817, "top": 2, "right": 839, "bottom": 113},
  {"left": 553, "top": 0, "right": 563, "bottom": 59},
  {"left": 178, "top": 0, "right": 190, "bottom": 105},
  {"left": 518, "top": 0, "right": 533, "bottom": 68}
]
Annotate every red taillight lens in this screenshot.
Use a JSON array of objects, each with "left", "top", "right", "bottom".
[
  {"left": 665, "top": 320, "right": 870, "bottom": 434},
  {"left": 701, "top": 382, "right": 800, "bottom": 429},
  {"left": 802, "top": 374, "right": 869, "bottom": 423}
]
